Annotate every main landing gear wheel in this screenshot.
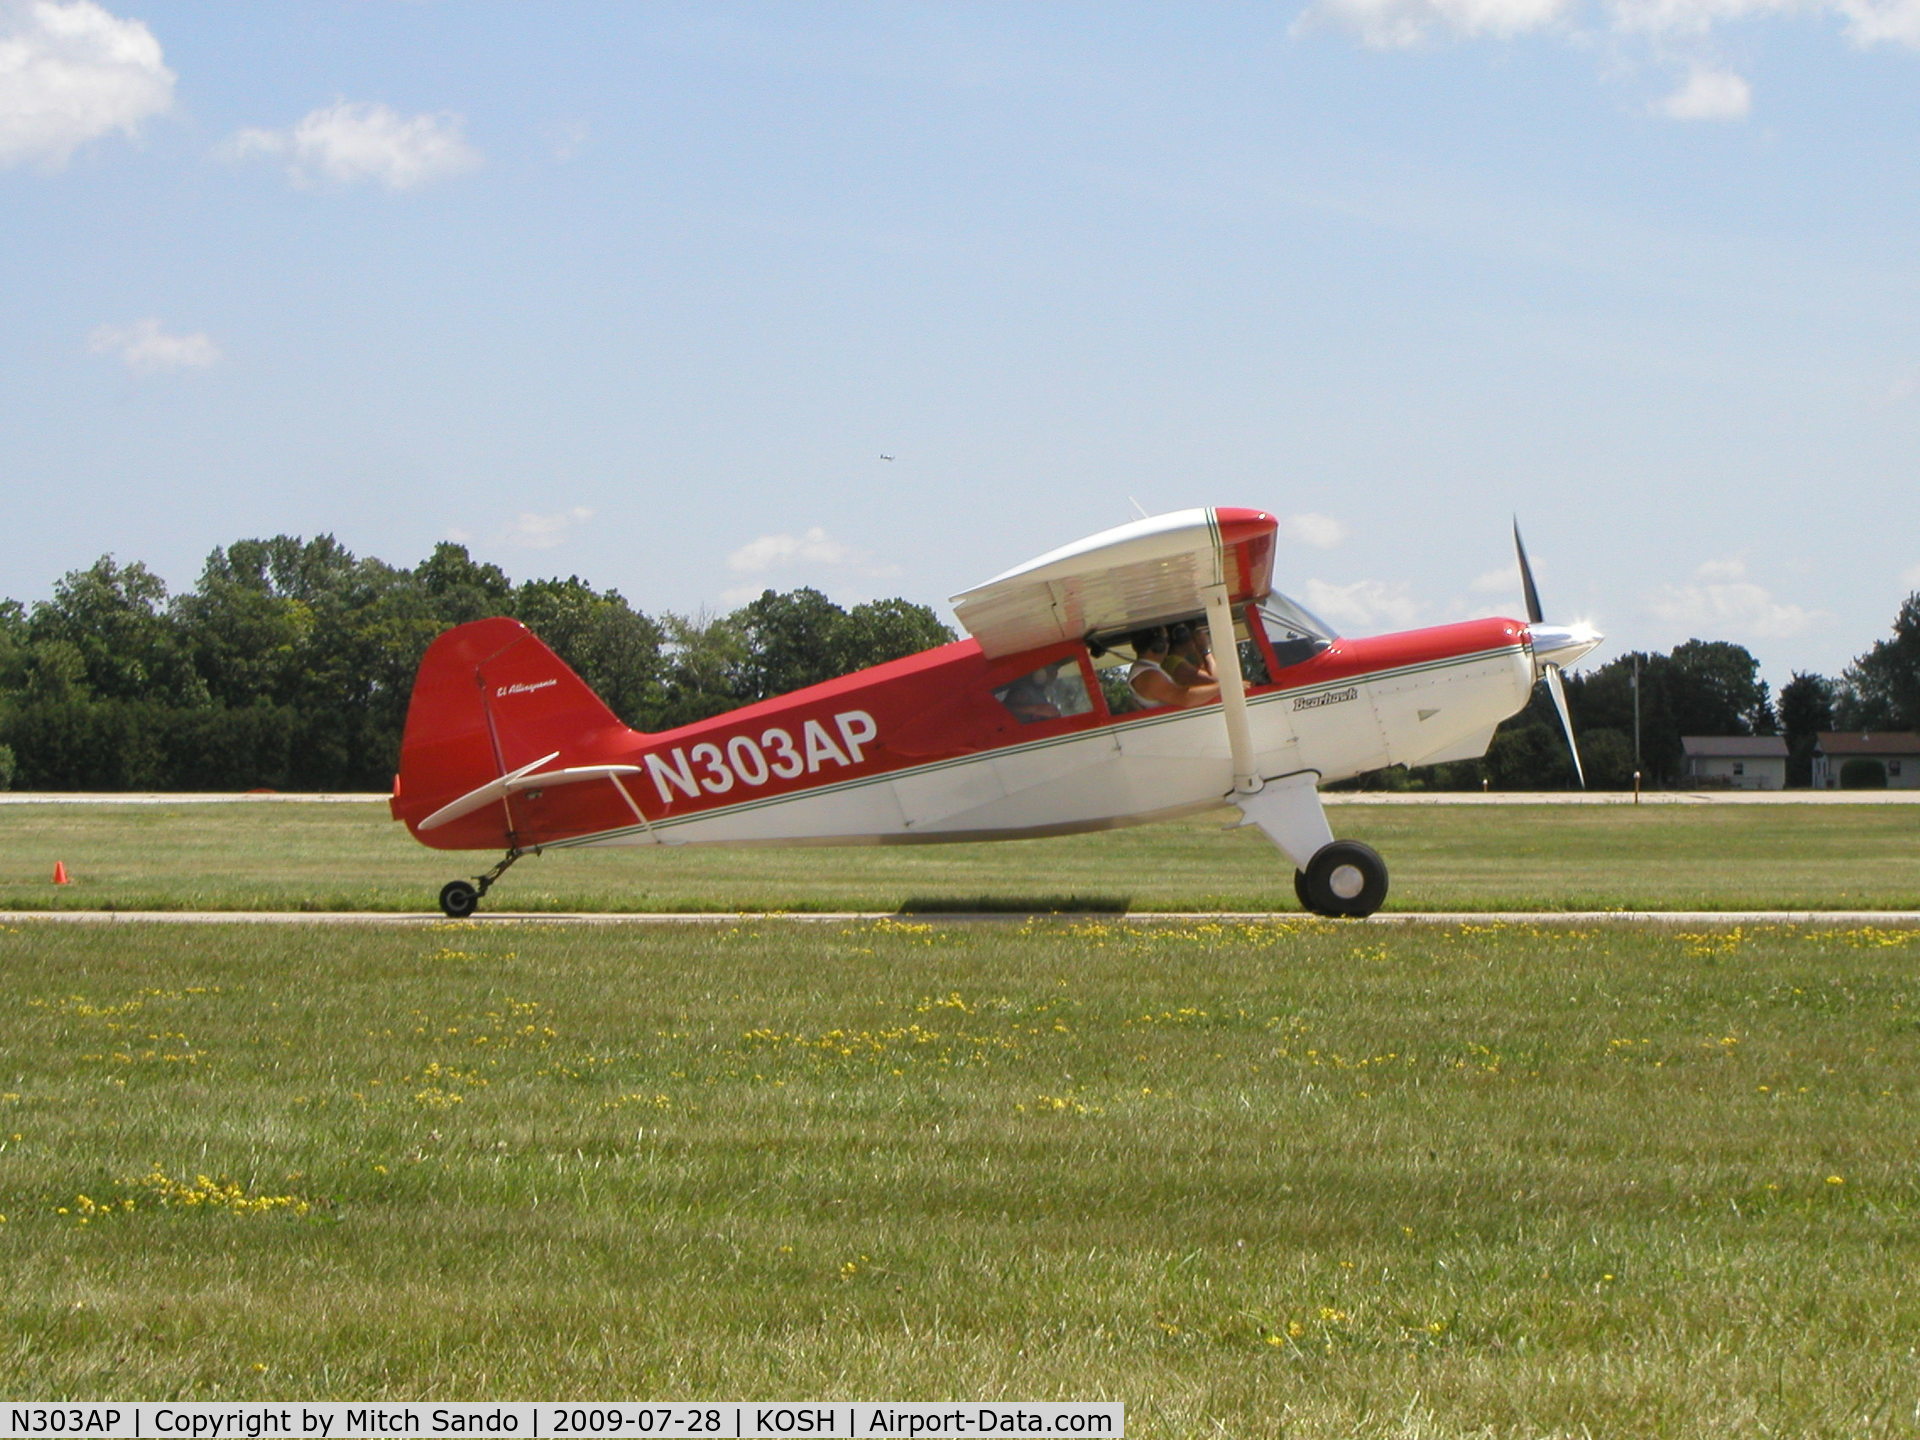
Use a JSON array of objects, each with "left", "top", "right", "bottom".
[{"left": 1294, "top": 840, "right": 1389, "bottom": 919}]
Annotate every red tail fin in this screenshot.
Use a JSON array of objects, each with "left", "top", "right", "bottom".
[{"left": 391, "top": 618, "right": 640, "bottom": 849}]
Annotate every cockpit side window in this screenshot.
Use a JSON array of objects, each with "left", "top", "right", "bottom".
[{"left": 993, "top": 657, "right": 1096, "bottom": 724}]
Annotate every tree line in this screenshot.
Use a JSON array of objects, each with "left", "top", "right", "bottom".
[
  {"left": 0, "top": 536, "right": 953, "bottom": 792},
  {"left": 3, "top": 534, "right": 1916, "bottom": 792}
]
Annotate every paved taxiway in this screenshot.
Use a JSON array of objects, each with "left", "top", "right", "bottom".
[
  {"left": 5, "top": 790, "right": 1920, "bottom": 805},
  {"left": 10, "top": 909, "right": 1920, "bottom": 925}
]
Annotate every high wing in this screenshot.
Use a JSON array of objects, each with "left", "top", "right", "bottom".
[{"left": 949, "top": 506, "right": 1278, "bottom": 659}]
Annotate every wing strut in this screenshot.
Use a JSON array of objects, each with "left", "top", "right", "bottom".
[{"left": 1201, "top": 582, "right": 1262, "bottom": 796}]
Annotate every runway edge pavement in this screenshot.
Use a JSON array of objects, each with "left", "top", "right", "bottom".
[
  {"left": 8, "top": 910, "right": 1920, "bottom": 925},
  {"left": 4, "top": 791, "right": 1920, "bottom": 805}
]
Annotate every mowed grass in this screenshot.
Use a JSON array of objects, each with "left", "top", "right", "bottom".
[
  {"left": 1, "top": 800, "right": 1918, "bottom": 913},
  {"left": 4, "top": 917, "right": 1919, "bottom": 1436}
]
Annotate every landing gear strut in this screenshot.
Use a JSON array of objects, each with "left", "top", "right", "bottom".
[
  {"left": 1232, "top": 774, "right": 1389, "bottom": 920},
  {"left": 1294, "top": 840, "right": 1389, "bottom": 919},
  {"left": 438, "top": 847, "right": 527, "bottom": 919}
]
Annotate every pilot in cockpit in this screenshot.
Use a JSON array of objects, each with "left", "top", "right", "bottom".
[{"left": 1127, "top": 627, "right": 1221, "bottom": 709}]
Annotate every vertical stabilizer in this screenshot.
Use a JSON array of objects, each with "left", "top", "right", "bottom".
[{"left": 390, "top": 618, "right": 638, "bottom": 848}]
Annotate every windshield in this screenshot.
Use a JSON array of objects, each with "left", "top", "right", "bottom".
[{"left": 1258, "top": 592, "right": 1336, "bottom": 670}]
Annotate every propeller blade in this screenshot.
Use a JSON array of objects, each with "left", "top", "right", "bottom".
[
  {"left": 1513, "top": 519, "right": 1545, "bottom": 627},
  {"left": 1544, "top": 664, "right": 1586, "bottom": 789},
  {"left": 1511, "top": 518, "right": 1595, "bottom": 787}
]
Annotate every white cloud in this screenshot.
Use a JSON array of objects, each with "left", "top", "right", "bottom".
[
  {"left": 1308, "top": 0, "right": 1920, "bottom": 44},
  {"left": 1298, "top": 0, "right": 1572, "bottom": 46},
  {"left": 1654, "top": 65, "right": 1753, "bottom": 120},
  {"left": 1301, "top": 577, "right": 1426, "bottom": 632},
  {"left": 720, "top": 525, "right": 901, "bottom": 604},
  {"left": 1606, "top": 0, "right": 1796, "bottom": 37},
  {"left": 1612, "top": 0, "right": 1920, "bottom": 42},
  {"left": 1470, "top": 561, "right": 1521, "bottom": 595},
  {"left": 87, "top": 316, "right": 219, "bottom": 373},
  {"left": 1300, "top": 0, "right": 1920, "bottom": 120},
  {"left": 1835, "top": 0, "right": 1920, "bottom": 45},
  {"left": 0, "top": 0, "right": 174, "bottom": 169},
  {"left": 224, "top": 100, "right": 480, "bottom": 190},
  {"left": 728, "top": 526, "right": 854, "bottom": 575},
  {"left": 1693, "top": 556, "right": 1748, "bottom": 582},
  {"left": 1645, "top": 557, "right": 1827, "bottom": 639},
  {"left": 1275, "top": 512, "right": 1350, "bottom": 549},
  {"left": 500, "top": 507, "right": 593, "bottom": 550}
]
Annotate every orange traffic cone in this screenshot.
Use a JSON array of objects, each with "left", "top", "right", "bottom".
[{"left": 53, "top": 862, "right": 70, "bottom": 885}]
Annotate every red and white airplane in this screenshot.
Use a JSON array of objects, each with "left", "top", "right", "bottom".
[{"left": 390, "top": 508, "right": 1600, "bottom": 918}]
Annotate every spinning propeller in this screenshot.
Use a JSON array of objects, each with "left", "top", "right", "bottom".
[{"left": 1513, "top": 521, "right": 1603, "bottom": 788}]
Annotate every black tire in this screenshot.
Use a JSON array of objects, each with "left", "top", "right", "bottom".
[
  {"left": 1293, "top": 869, "right": 1313, "bottom": 911},
  {"left": 1297, "top": 841, "right": 1388, "bottom": 919},
  {"left": 439, "top": 880, "right": 480, "bottom": 919}
]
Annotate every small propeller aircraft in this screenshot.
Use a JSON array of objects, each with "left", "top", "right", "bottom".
[{"left": 390, "top": 508, "right": 1600, "bottom": 918}]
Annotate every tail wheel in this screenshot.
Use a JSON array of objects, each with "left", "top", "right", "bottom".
[
  {"left": 1297, "top": 841, "right": 1388, "bottom": 919},
  {"left": 439, "top": 880, "right": 480, "bottom": 919}
]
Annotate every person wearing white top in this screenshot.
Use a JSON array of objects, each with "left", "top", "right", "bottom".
[{"left": 1126, "top": 627, "right": 1221, "bottom": 709}]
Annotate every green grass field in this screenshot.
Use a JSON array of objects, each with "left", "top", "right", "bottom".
[
  {"left": 4, "top": 916, "right": 1918, "bottom": 1435},
  {"left": 2, "top": 800, "right": 1918, "bottom": 913}
]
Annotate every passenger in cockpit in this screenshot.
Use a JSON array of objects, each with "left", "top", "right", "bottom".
[
  {"left": 999, "top": 663, "right": 1063, "bottom": 722},
  {"left": 1166, "top": 621, "right": 1216, "bottom": 687}
]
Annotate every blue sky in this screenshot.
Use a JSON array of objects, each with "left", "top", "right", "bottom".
[{"left": 5, "top": 1, "right": 1918, "bottom": 689}]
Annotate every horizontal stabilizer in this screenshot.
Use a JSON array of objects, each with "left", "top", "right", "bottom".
[{"left": 418, "top": 754, "right": 643, "bottom": 832}]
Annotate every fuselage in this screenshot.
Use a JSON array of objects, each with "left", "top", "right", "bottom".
[{"left": 397, "top": 611, "right": 1536, "bottom": 854}]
